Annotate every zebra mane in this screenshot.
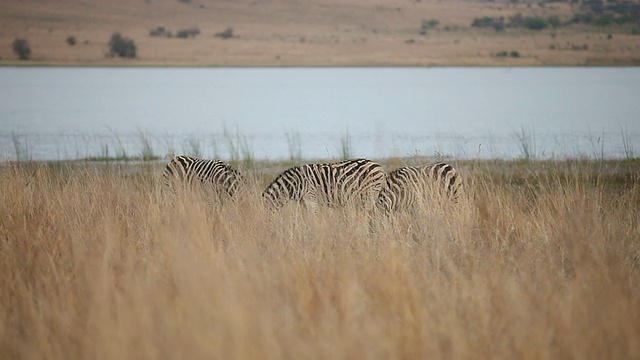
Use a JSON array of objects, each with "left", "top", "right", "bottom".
[{"left": 263, "top": 165, "right": 305, "bottom": 194}]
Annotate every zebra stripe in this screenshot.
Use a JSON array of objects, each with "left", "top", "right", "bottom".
[
  {"left": 377, "top": 162, "right": 463, "bottom": 212},
  {"left": 163, "top": 155, "right": 244, "bottom": 197},
  {"left": 262, "top": 158, "right": 385, "bottom": 211}
]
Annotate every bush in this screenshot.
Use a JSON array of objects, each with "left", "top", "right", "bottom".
[
  {"left": 150, "top": 26, "right": 172, "bottom": 37},
  {"left": 571, "top": 12, "right": 594, "bottom": 24},
  {"left": 472, "top": 16, "right": 496, "bottom": 28},
  {"left": 506, "top": 14, "right": 548, "bottom": 30},
  {"left": 12, "top": 38, "right": 31, "bottom": 60},
  {"left": 547, "top": 16, "right": 561, "bottom": 29},
  {"left": 471, "top": 17, "right": 505, "bottom": 32},
  {"left": 176, "top": 28, "right": 200, "bottom": 39},
  {"left": 419, "top": 19, "right": 439, "bottom": 35},
  {"left": 108, "top": 32, "right": 136, "bottom": 58},
  {"left": 215, "top": 27, "right": 234, "bottom": 39},
  {"left": 66, "top": 36, "right": 76, "bottom": 46},
  {"left": 569, "top": 3, "right": 640, "bottom": 27},
  {"left": 524, "top": 16, "right": 548, "bottom": 30},
  {"left": 495, "top": 50, "right": 520, "bottom": 58},
  {"left": 421, "top": 19, "right": 439, "bottom": 30},
  {"left": 492, "top": 21, "right": 506, "bottom": 32},
  {"left": 593, "top": 14, "right": 614, "bottom": 26},
  {"left": 508, "top": 13, "right": 525, "bottom": 27}
]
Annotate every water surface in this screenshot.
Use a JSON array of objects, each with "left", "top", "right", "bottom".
[{"left": 1, "top": 67, "right": 638, "bottom": 161}]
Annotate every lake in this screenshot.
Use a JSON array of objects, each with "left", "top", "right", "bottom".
[{"left": 1, "top": 67, "right": 638, "bottom": 161}]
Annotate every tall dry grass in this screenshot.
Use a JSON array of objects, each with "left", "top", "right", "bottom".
[{"left": 1, "top": 161, "right": 639, "bottom": 359}]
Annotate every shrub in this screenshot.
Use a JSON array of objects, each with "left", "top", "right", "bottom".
[
  {"left": 150, "top": 26, "right": 172, "bottom": 37},
  {"left": 108, "top": 32, "right": 136, "bottom": 58},
  {"left": 495, "top": 50, "right": 520, "bottom": 58},
  {"left": 472, "top": 17, "right": 505, "bottom": 32},
  {"left": 176, "top": 28, "right": 200, "bottom": 39},
  {"left": 215, "top": 27, "right": 234, "bottom": 39},
  {"left": 524, "top": 16, "right": 548, "bottom": 30},
  {"left": 66, "top": 36, "right": 76, "bottom": 46},
  {"left": 508, "top": 13, "right": 525, "bottom": 27},
  {"left": 569, "top": 3, "right": 639, "bottom": 27},
  {"left": 12, "top": 38, "right": 31, "bottom": 60},
  {"left": 421, "top": 19, "right": 439, "bottom": 30},
  {"left": 492, "top": 21, "right": 506, "bottom": 32},
  {"left": 571, "top": 12, "right": 593, "bottom": 24},
  {"left": 472, "top": 16, "right": 496, "bottom": 28},
  {"left": 593, "top": 14, "right": 614, "bottom": 26},
  {"left": 547, "top": 16, "right": 561, "bottom": 29},
  {"left": 586, "top": 0, "right": 606, "bottom": 13},
  {"left": 615, "top": 14, "right": 633, "bottom": 25},
  {"left": 506, "top": 14, "right": 548, "bottom": 30},
  {"left": 420, "top": 19, "right": 439, "bottom": 35}
]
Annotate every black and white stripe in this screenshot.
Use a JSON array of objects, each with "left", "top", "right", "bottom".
[
  {"left": 262, "top": 158, "right": 385, "bottom": 212},
  {"left": 163, "top": 155, "right": 244, "bottom": 198},
  {"left": 377, "top": 162, "right": 463, "bottom": 213}
]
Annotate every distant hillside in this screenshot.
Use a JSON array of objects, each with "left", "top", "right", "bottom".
[{"left": 1, "top": 0, "right": 639, "bottom": 66}]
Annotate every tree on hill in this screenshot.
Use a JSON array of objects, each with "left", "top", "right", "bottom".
[
  {"left": 108, "top": 32, "right": 136, "bottom": 58},
  {"left": 12, "top": 38, "right": 31, "bottom": 60}
]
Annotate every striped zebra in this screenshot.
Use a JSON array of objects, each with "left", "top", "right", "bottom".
[
  {"left": 262, "top": 158, "right": 385, "bottom": 212},
  {"left": 163, "top": 155, "right": 245, "bottom": 199},
  {"left": 377, "top": 162, "right": 463, "bottom": 213}
]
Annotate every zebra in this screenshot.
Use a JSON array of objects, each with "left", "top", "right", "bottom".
[
  {"left": 377, "top": 162, "right": 463, "bottom": 213},
  {"left": 262, "top": 158, "right": 386, "bottom": 212},
  {"left": 162, "top": 155, "right": 245, "bottom": 200}
]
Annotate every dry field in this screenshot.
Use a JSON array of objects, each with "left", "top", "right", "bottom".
[
  {"left": 1, "top": 0, "right": 639, "bottom": 66},
  {"left": 1, "top": 159, "right": 639, "bottom": 359}
]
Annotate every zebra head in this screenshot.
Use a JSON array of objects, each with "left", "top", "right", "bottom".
[
  {"left": 261, "top": 166, "right": 308, "bottom": 210},
  {"left": 376, "top": 162, "right": 463, "bottom": 213},
  {"left": 376, "top": 186, "right": 394, "bottom": 213}
]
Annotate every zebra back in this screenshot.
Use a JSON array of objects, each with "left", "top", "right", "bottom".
[
  {"left": 163, "top": 155, "right": 245, "bottom": 197},
  {"left": 262, "top": 158, "right": 385, "bottom": 211},
  {"left": 378, "top": 162, "right": 463, "bottom": 212}
]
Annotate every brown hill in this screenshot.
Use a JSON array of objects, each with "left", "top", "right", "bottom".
[{"left": 1, "top": 0, "right": 639, "bottom": 66}]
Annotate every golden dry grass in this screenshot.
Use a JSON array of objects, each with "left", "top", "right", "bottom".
[
  {"left": 1, "top": 0, "right": 639, "bottom": 66},
  {"left": 1, "top": 160, "right": 639, "bottom": 359}
]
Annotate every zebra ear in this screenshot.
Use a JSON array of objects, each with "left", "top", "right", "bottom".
[{"left": 164, "top": 151, "right": 176, "bottom": 161}]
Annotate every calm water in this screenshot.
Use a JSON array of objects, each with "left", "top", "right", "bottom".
[{"left": 1, "top": 67, "right": 639, "bottom": 161}]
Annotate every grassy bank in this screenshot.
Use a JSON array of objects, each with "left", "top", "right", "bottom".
[{"left": 1, "top": 159, "right": 639, "bottom": 359}]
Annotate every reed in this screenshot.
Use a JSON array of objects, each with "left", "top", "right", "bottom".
[{"left": 1, "top": 160, "right": 638, "bottom": 359}]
